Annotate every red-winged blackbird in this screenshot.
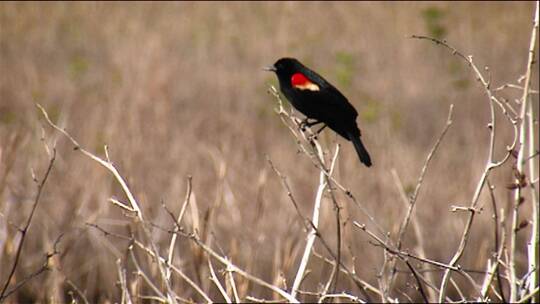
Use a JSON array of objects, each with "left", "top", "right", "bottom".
[{"left": 265, "top": 57, "right": 372, "bottom": 167}]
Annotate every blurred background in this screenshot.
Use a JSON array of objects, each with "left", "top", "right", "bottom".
[{"left": 0, "top": 1, "right": 538, "bottom": 302}]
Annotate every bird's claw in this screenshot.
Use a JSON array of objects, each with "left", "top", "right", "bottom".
[
  {"left": 299, "top": 119, "right": 309, "bottom": 131},
  {"left": 299, "top": 118, "right": 319, "bottom": 132},
  {"left": 307, "top": 133, "right": 318, "bottom": 142}
]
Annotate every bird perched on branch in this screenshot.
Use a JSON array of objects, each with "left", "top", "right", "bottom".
[{"left": 264, "top": 57, "right": 372, "bottom": 167}]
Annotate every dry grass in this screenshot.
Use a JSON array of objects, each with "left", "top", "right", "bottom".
[{"left": 0, "top": 2, "right": 538, "bottom": 303}]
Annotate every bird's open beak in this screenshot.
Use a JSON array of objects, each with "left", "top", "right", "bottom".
[{"left": 262, "top": 65, "right": 276, "bottom": 72}]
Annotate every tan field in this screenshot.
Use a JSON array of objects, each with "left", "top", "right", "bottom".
[{"left": 0, "top": 2, "right": 538, "bottom": 303}]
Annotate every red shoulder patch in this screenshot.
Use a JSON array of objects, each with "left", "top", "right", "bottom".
[
  {"left": 291, "top": 73, "right": 310, "bottom": 86},
  {"left": 291, "top": 73, "right": 320, "bottom": 91}
]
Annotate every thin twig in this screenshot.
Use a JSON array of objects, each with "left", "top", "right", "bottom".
[
  {"left": 37, "top": 103, "right": 144, "bottom": 221},
  {"left": 266, "top": 157, "right": 308, "bottom": 227},
  {"left": 38, "top": 103, "right": 185, "bottom": 302},
  {"left": 66, "top": 279, "right": 91, "bottom": 304},
  {"left": 403, "top": 260, "right": 429, "bottom": 303},
  {"left": 321, "top": 145, "right": 342, "bottom": 297},
  {"left": 291, "top": 160, "right": 327, "bottom": 298},
  {"left": 129, "top": 246, "right": 167, "bottom": 302},
  {"left": 166, "top": 176, "right": 193, "bottom": 280},
  {"left": 0, "top": 148, "right": 57, "bottom": 300},
  {"left": 354, "top": 221, "right": 479, "bottom": 302},
  {"left": 88, "top": 223, "right": 210, "bottom": 303},
  {"left": 184, "top": 231, "right": 298, "bottom": 303},
  {"left": 268, "top": 157, "right": 375, "bottom": 299},
  {"left": 116, "top": 259, "right": 133, "bottom": 304},
  {"left": 389, "top": 104, "right": 454, "bottom": 302},
  {"left": 245, "top": 295, "right": 286, "bottom": 303},
  {"left": 0, "top": 234, "right": 63, "bottom": 300},
  {"left": 318, "top": 292, "right": 364, "bottom": 303},
  {"left": 519, "top": 286, "right": 540, "bottom": 303},
  {"left": 494, "top": 83, "right": 539, "bottom": 94},
  {"left": 524, "top": 5, "right": 540, "bottom": 303},
  {"left": 510, "top": 3, "right": 539, "bottom": 301},
  {"left": 226, "top": 264, "right": 241, "bottom": 303},
  {"left": 268, "top": 153, "right": 374, "bottom": 300},
  {"left": 311, "top": 250, "right": 383, "bottom": 297},
  {"left": 484, "top": 180, "right": 507, "bottom": 302},
  {"left": 208, "top": 257, "right": 232, "bottom": 303},
  {"left": 411, "top": 34, "right": 518, "bottom": 302},
  {"left": 526, "top": 100, "right": 539, "bottom": 303},
  {"left": 395, "top": 104, "right": 454, "bottom": 249}
]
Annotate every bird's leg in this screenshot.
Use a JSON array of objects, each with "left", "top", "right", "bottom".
[
  {"left": 308, "top": 124, "right": 327, "bottom": 141},
  {"left": 299, "top": 118, "right": 313, "bottom": 130},
  {"left": 299, "top": 118, "right": 322, "bottom": 131},
  {"left": 314, "top": 124, "right": 327, "bottom": 135}
]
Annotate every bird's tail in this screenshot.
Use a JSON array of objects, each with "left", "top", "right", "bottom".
[{"left": 349, "top": 133, "right": 372, "bottom": 167}]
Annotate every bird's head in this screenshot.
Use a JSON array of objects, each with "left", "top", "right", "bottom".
[
  {"left": 264, "top": 58, "right": 321, "bottom": 92},
  {"left": 263, "top": 57, "right": 303, "bottom": 79}
]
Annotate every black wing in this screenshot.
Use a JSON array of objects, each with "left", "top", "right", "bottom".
[{"left": 302, "top": 69, "right": 358, "bottom": 118}]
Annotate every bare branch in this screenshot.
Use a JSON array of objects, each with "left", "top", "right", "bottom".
[
  {"left": 521, "top": 4, "right": 540, "bottom": 302},
  {"left": 0, "top": 234, "right": 63, "bottom": 300},
  {"left": 208, "top": 257, "right": 232, "bottom": 303},
  {"left": 166, "top": 176, "right": 193, "bottom": 280},
  {"left": 36, "top": 103, "right": 144, "bottom": 221},
  {"left": 389, "top": 104, "right": 454, "bottom": 302},
  {"left": 0, "top": 148, "right": 57, "bottom": 300},
  {"left": 411, "top": 33, "right": 519, "bottom": 302},
  {"left": 291, "top": 161, "right": 327, "bottom": 298}
]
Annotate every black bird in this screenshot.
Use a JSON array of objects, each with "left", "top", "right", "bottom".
[{"left": 265, "top": 57, "right": 372, "bottom": 167}]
